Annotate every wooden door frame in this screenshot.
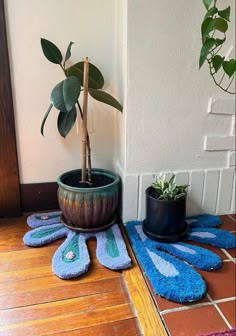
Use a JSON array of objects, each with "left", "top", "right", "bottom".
[{"left": 0, "top": 0, "right": 21, "bottom": 216}]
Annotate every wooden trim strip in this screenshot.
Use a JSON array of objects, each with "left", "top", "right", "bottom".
[
  {"left": 0, "top": 0, "right": 21, "bottom": 217},
  {"left": 122, "top": 227, "right": 167, "bottom": 336}
]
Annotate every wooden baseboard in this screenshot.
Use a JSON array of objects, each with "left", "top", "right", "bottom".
[{"left": 20, "top": 182, "right": 59, "bottom": 212}]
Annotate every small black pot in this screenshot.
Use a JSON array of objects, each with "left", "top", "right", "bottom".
[{"left": 143, "top": 186, "right": 188, "bottom": 243}]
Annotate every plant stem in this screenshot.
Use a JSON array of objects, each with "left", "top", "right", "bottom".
[
  {"left": 219, "top": 72, "right": 225, "bottom": 85},
  {"left": 226, "top": 75, "right": 235, "bottom": 91},
  {"left": 59, "top": 63, "right": 66, "bottom": 76}
]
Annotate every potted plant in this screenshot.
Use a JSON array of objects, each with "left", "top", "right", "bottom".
[
  {"left": 40, "top": 38, "right": 123, "bottom": 232},
  {"left": 143, "top": 175, "right": 189, "bottom": 243}
]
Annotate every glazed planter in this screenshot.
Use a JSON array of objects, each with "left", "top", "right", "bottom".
[
  {"left": 143, "top": 186, "right": 188, "bottom": 243},
  {"left": 57, "top": 168, "right": 120, "bottom": 232}
]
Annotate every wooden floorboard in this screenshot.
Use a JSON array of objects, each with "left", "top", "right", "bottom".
[
  {"left": 0, "top": 214, "right": 167, "bottom": 335},
  {"left": 0, "top": 215, "right": 142, "bottom": 336}
]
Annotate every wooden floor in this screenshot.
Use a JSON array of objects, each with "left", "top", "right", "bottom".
[{"left": 0, "top": 215, "right": 144, "bottom": 336}]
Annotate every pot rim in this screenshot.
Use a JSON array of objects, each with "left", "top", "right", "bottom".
[
  {"left": 57, "top": 168, "right": 120, "bottom": 193},
  {"left": 146, "top": 186, "right": 187, "bottom": 203}
]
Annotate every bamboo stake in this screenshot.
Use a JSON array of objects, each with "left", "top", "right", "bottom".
[
  {"left": 77, "top": 101, "right": 92, "bottom": 183},
  {"left": 81, "top": 57, "right": 89, "bottom": 182}
]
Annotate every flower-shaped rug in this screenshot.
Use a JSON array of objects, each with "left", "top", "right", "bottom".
[
  {"left": 125, "top": 214, "right": 236, "bottom": 303},
  {"left": 23, "top": 212, "right": 131, "bottom": 279}
]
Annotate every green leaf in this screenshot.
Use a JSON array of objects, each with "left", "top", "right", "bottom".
[
  {"left": 66, "top": 62, "right": 104, "bottom": 89},
  {"left": 40, "top": 38, "right": 63, "bottom": 64},
  {"left": 89, "top": 89, "right": 123, "bottom": 112},
  {"left": 174, "top": 193, "right": 186, "bottom": 200},
  {"left": 204, "top": 7, "right": 218, "bottom": 19},
  {"left": 41, "top": 104, "right": 53, "bottom": 136},
  {"left": 57, "top": 106, "right": 77, "bottom": 138},
  {"left": 215, "top": 18, "right": 228, "bottom": 33},
  {"left": 218, "top": 6, "right": 230, "bottom": 22},
  {"left": 212, "top": 55, "right": 225, "bottom": 72},
  {"left": 199, "top": 38, "right": 216, "bottom": 68},
  {"left": 63, "top": 41, "right": 74, "bottom": 67},
  {"left": 201, "top": 18, "right": 216, "bottom": 42},
  {"left": 168, "top": 174, "right": 175, "bottom": 185},
  {"left": 50, "top": 76, "right": 81, "bottom": 112},
  {"left": 223, "top": 59, "right": 236, "bottom": 78},
  {"left": 202, "top": 0, "right": 214, "bottom": 10},
  {"left": 215, "top": 37, "right": 226, "bottom": 46}
]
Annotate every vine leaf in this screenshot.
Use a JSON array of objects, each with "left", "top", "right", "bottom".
[
  {"left": 199, "top": 38, "right": 216, "bottom": 68},
  {"left": 218, "top": 6, "right": 230, "bottom": 22},
  {"left": 215, "top": 37, "right": 226, "bottom": 46},
  {"left": 212, "top": 55, "right": 225, "bottom": 73},
  {"left": 202, "top": 0, "right": 214, "bottom": 10},
  {"left": 223, "top": 60, "right": 236, "bottom": 78},
  {"left": 201, "top": 18, "right": 216, "bottom": 42},
  {"left": 215, "top": 18, "right": 228, "bottom": 33},
  {"left": 204, "top": 7, "right": 218, "bottom": 20}
]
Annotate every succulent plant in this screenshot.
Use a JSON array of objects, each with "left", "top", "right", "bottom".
[{"left": 151, "top": 174, "right": 189, "bottom": 201}]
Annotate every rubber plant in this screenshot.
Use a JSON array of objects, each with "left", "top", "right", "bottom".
[
  {"left": 40, "top": 38, "right": 122, "bottom": 185},
  {"left": 199, "top": 0, "right": 236, "bottom": 94}
]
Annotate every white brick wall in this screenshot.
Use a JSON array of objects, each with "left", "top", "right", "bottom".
[{"left": 121, "top": 168, "right": 235, "bottom": 222}]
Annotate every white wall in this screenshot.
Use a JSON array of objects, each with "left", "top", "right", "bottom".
[
  {"left": 126, "top": 0, "right": 235, "bottom": 174},
  {"left": 5, "top": 0, "right": 116, "bottom": 183},
  {"left": 114, "top": 0, "right": 127, "bottom": 173},
  {"left": 115, "top": 0, "right": 235, "bottom": 220}
]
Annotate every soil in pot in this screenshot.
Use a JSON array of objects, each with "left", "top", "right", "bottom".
[{"left": 62, "top": 171, "right": 114, "bottom": 188}]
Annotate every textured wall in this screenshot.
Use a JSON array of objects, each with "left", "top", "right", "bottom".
[
  {"left": 115, "top": 0, "right": 235, "bottom": 220},
  {"left": 125, "top": 0, "right": 235, "bottom": 174}
]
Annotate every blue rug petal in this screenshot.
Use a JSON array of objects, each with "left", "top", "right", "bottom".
[
  {"left": 23, "top": 223, "right": 68, "bottom": 246},
  {"left": 129, "top": 222, "right": 222, "bottom": 271},
  {"left": 188, "top": 227, "right": 236, "bottom": 248},
  {"left": 95, "top": 225, "right": 131, "bottom": 270},
  {"left": 52, "top": 231, "right": 90, "bottom": 279},
  {"left": 23, "top": 213, "right": 131, "bottom": 279},
  {"left": 186, "top": 214, "right": 221, "bottom": 228},
  {"left": 27, "top": 211, "right": 62, "bottom": 228},
  {"left": 146, "top": 240, "right": 221, "bottom": 271},
  {"left": 126, "top": 222, "right": 206, "bottom": 302}
]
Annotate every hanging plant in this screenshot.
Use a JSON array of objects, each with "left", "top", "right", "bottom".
[{"left": 199, "top": 0, "right": 236, "bottom": 94}]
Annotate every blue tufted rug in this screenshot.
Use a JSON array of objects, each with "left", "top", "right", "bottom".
[
  {"left": 23, "top": 212, "right": 131, "bottom": 279},
  {"left": 125, "top": 214, "right": 236, "bottom": 303}
]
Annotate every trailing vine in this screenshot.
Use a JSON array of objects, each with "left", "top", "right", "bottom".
[{"left": 200, "top": 0, "right": 236, "bottom": 94}]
